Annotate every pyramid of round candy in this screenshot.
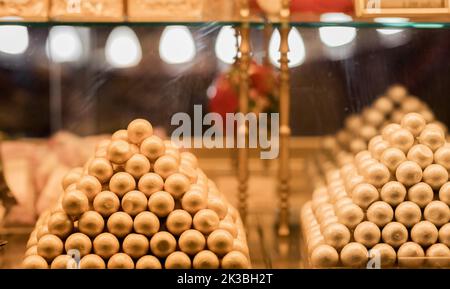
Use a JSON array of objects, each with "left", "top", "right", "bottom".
[
  {"left": 22, "top": 119, "right": 250, "bottom": 269},
  {"left": 303, "top": 112, "right": 450, "bottom": 268},
  {"left": 327, "top": 85, "right": 448, "bottom": 155}
]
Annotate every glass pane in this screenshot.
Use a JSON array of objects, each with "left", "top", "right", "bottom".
[{"left": 1, "top": 18, "right": 450, "bottom": 270}]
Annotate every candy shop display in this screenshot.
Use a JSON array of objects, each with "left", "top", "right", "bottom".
[
  {"left": 22, "top": 119, "right": 250, "bottom": 269},
  {"left": 327, "top": 85, "right": 447, "bottom": 155},
  {"left": 1, "top": 0, "right": 450, "bottom": 273},
  {"left": 302, "top": 86, "right": 450, "bottom": 268}
]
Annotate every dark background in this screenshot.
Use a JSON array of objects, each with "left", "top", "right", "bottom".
[{"left": 1, "top": 25, "right": 449, "bottom": 138}]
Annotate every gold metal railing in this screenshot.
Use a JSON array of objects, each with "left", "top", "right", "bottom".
[
  {"left": 237, "top": 0, "right": 250, "bottom": 225},
  {"left": 277, "top": 0, "right": 291, "bottom": 237}
]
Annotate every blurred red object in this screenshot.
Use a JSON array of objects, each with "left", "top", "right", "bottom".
[
  {"left": 209, "top": 74, "right": 239, "bottom": 121},
  {"left": 292, "top": 0, "right": 354, "bottom": 13},
  {"left": 249, "top": 64, "right": 276, "bottom": 95},
  {"left": 251, "top": 0, "right": 354, "bottom": 14},
  {"left": 209, "top": 61, "right": 279, "bottom": 132}
]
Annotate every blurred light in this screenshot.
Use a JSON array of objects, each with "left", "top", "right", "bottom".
[
  {"left": 377, "top": 28, "right": 403, "bottom": 35},
  {"left": 0, "top": 25, "right": 29, "bottom": 55},
  {"left": 46, "top": 26, "right": 82, "bottom": 62},
  {"left": 159, "top": 26, "right": 196, "bottom": 64},
  {"left": 375, "top": 17, "right": 409, "bottom": 23},
  {"left": 319, "top": 13, "right": 356, "bottom": 47},
  {"left": 320, "top": 12, "right": 353, "bottom": 23},
  {"left": 375, "top": 17, "right": 409, "bottom": 35},
  {"left": 215, "top": 26, "right": 239, "bottom": 64},
  {"left": 105, "top": 26, "right": 142, "bottom": 68},
  {"left": 323, "top": 45, "right": 355, "bottom": 61},
  {"left": 269, "top": 28, "right": 305, "bottom": 68},
  {"left": 319, "top": 27, "right": 356, "bottom": 47}
]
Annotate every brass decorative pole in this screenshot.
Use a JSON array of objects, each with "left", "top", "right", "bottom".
[
  {"left": 262, "top": 22, "right": 273, "bottom": 173},
  {"left": 234, "top": 25, "right": 241, "bottom": 65},
  {"left": 237, "top": 0, "right": 250, "bottom": 224},
  {"left": 278, "top": 0, "right": 291, "bottom": 237},
  {"left": 230, "top": 26, "right": 240, "bottom": 172}
]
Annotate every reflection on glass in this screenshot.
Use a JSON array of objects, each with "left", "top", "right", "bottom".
[
  {"left": 46, "top": 26, "right": 83, "bottom": 63},
  {"left": 215, "top": 26, "right": 239, "bottom": 64},
  {"left": 375, "top": 17, "right": 409, "bottom": 35},
  {"left": 105, "top": 26, "right": 142, "bottom": 68},
  {"left": 159, "top": 26, "right": 196, "bottom": 64},
  {"left": 377, "top": 28, "right": 403, "bottom": 35},
  {"left": 269, "top": 27, "right": 305, "bottom": 68},
  {"left": 0, "top": 25, "right": 29, "bottom": 55},
  {"left": 374, "top": 17, "right": 411, "bottom": 48},
  {"left": 319, "top": 13, "right": 356, "bottom": 48}
]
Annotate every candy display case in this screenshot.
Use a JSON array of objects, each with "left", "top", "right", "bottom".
[{"left": 1, "top": 0, "right": 450, "bottom": 270}]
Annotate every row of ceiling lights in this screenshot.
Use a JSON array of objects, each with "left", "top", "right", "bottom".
[{"left": 0, "top": 13, "right": 410, "bottom": 68}]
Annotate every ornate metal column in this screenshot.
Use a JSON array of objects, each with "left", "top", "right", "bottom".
[
  {"left": 277, "top": 0, "right": 291, "bottom": 237},
  {"left": 237, "top": 0, "right": 251, "bottom": 225}
]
